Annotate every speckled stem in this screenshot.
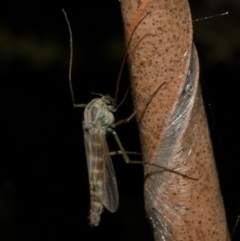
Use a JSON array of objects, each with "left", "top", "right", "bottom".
[{"left": 120, "top": 0, "right": 230, "bottom": 240}]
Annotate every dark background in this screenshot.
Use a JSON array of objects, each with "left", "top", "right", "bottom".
[{"left": 0, "top": 1, "right": 239, "bottom": 240}]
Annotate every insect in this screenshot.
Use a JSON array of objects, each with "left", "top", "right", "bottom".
[
  {"left": 81, "top": 96, "right": 119, "bottom": 226},
  {"left": 62, "top": 10, "right": 195, "bottom": 227},
  {"left": 62, "top": 9, "right": 153, "bottom": 226}
]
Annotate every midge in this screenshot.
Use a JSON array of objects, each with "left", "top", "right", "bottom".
[{"left": 62, "top": 10, "right": 153, "bottom": 226}]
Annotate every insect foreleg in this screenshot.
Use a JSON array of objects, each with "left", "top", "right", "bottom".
[{"left": 73, "top": 103, "right": 87, "bottom": 108}]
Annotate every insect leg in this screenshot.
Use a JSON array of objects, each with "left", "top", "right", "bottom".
[
  {"left": 108, "top": 129, "right": 197, "bottom": 180},
  {"left": 108, "top": 129, "right": 148, "bottom": 166},
  {"left": 63, "top": 10, "right": 87, "bottom": 109},
  {"left": 107, "top": 129, "right": 131, "bottom": 164},
  {"left": 114, "top": 82, "right": 166, "bottom": 127},
  {"left": 113, "top": 111, "right": 137, "bottom": 127},
  {"left": 73, "top": 104, "right": 87, "bottom": 108},
  {"left": 108, "top": 129, "right": 145, "bottom": 164},
  {"left": 109, "top": 151, "right": 141, "bottom": 156}
]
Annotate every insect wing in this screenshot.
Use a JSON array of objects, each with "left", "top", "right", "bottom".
[
  {"left": 100, "top": 130, "right": 119, "bottom": 212},
  {"left": 83, "top": 126, "right": 119, "bottom": 213}
]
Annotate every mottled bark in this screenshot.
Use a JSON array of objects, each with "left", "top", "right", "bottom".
[{"left": 120, "top": 0, "right": 230, "bottom": 240}]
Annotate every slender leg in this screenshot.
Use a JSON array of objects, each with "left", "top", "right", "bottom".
[
  {"left": 109, "top": 129, "right": 131, "bottom": 163},
  {"left": 114, "top": 82, "right": 166, "bottom": 127},
  {"left": 109, "top": 129, "right": 148, "bottom": 165},
  {"left": 113, "top": 111, "right": 137, "bottom": 127},
  {"left": 109, "top": 151, "right": 141, "bottom": 156},
  {"left": 109, "top": 129, "right": 197, "bottom": 180},
  {"left": 74, "top": 104, "right": 87, "bottom": 108}
]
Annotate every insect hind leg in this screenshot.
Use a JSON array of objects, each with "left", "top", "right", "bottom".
[
  {"left": 108, "top": 129, "right": 197, "bottom": 180},
  {"left": 109, "top": 151, "right": 141, "bottom": 156}
]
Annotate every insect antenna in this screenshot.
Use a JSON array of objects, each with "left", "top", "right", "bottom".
[{"left": 113, "top": 12, "right": 151, "bottom": 109}]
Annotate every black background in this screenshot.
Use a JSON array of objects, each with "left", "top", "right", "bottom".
[{"left": 0, "top": 1, "right": 239, "bottom": 241}]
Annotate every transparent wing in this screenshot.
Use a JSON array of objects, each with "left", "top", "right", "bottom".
[
  {"left": 99, "top": 130, "right": 119, "bottom": 212},
  {"left": 83, "top": 125, "right": 119, "bottom": 212}
]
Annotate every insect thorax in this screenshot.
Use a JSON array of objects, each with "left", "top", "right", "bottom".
[{"left": 83, "top": 97, "right": 115, "bottom": 130}]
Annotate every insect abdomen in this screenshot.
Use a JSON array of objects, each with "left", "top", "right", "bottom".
[
  {"left": 89, "top": 194, "right": 103, "bottom": 226},
  {"left": 88, "top": 134, "right": 105, "bottom": 226},
  {"left": 89, "top": 169, "right": 104, "bottom": 226}
]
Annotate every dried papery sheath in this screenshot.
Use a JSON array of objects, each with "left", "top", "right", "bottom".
[{"left": 119, "top": 0, "right": 230, "bottom": 240}]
